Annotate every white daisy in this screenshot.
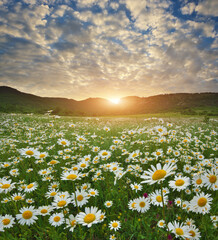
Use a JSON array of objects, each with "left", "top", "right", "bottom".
[
  {"left": 190, "top": 192, "right": 212, "bottom": 214},
  {"left": 150, "top": 189, "right": 168, "bottom": 207},
  {"left": 141, "top": 163, "right": 176, "bottom": 185},
  {"left": 24, "top": 182, "right": 38, "bottom": 193},
  {"left": 76, "top": 206, "right": 101, "bottom": 228},
  {"left": 72, "top": 190, "right": 89, "bottom": 207},
  {"left": 169, "top": 176, "right": 190, "bottom": 192},
  {"left": 37, "top": 206, "right": 53, "bottom": 216},
  {"left": 104, "top": 201, "right": 113, "bottom": 208},
  {"left": 135, "top": 197, "right": 150, "bottom": 213},
  {"left": 61, "top": 170, "right": 82, "bottom": 181},
  {"left": 0, "top": 215, "right": 15, "bottom": 229},
  {"left": 16, "top": 206, "right": 38, "bottom": 226},
  {"left": 109, "top": 220, "right": 121, "bottom": 231},
  {"left": 52, "top": 195, "right": 72, "bottom": 209},
  {"left": 0, "top": 179, "right": 15, "bottom": 194},
  {"left": 168, "top": 221, "right": 191, "bottom": 239},
  {"left": 65, "top": 214, "right": 77, "bottom": 232},
  {"left": 130, "top": 182, "right": 142, "bottom": 192},
  {"left": 157, "top": 219, "right": 165, "bottom": 228},
  {"left": 49, "top": 213, "right": 65, "bottom": 227}
]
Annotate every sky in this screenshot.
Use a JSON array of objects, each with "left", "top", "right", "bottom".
[{"left": 0, "top": 0, "right": 217, "bottom": 100}]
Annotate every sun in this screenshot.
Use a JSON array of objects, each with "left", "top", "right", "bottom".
[{"left": 109, "top": 98, "right": 120, "bottom": 104}]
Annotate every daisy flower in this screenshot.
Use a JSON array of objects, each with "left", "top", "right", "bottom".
[
  {"left": 188, "top": 225, "right": 201, "bottom": 240},
  {"left": 0, "top": 215, "right": 15, "bottom": 229},
  {"left": 157, "top": 219, "right": 165, "bottom": 228},
  {"left": 141, "top": 163, "right": 176, "bottom": 185},
  {"left": 37, "top": 206, "right": 53, "bottom": 216},
  {"left": 19, "top": 148, "right": 39, "bottom": 158},
  {"left": 192, "top": 175, "right": 204, "bottom": 188},
  {"left": 65, "top": 214, "right": 77, "bottom": 232},
  {"left": 0, "top": 179, "right": 15, "bottom": 194},
  {"left": 130, "top": 182, "right": 142, "bottom": 192},
  {"left": 11, "top": 192, "right": 25, "bottom": 201},
  {"left": 135, "top": 197, "right": 150, "bottom": 213},
  {"left": 168, "top": 221, "right": 191, "bottom": 239},
  {"left": 24, "top": 182, "right": 38, "bottom": 193},
  {"left": 169, "top": 176, "right": 190, "bottom": 192},
  {"left": 16, "top": 206, "right": 38, "bottom": 226},
  {"left": 203, "top": 169, "right": 217, "bottom": 191},
  {"left": 72, "top": 190, "right": 89, "bottom": 207},
  {"left": 61, "top": 170, "right": 82, "bottom": 181},
  {"left": 128, "top": 199, "right": 137, "bottom": 211},
  {"left": 150, "top": 189, "right": 168, "bottom": 207},
  {"left": 57, "top": 138, "right": 70, "bottom": 147},
  {"left": 109, "top": 220, "right": 121, "bottom": 231},
  {"left": 110, "top": 234, "right": 116, "bottom": 240},
  {"left": 88, "top": 188, "right": 99, "bottom": 197},
  {"left": 76, "top": 206, "right": 102, "bottom": 228},
  {"left": 49, "top": 213, "right": 65, "bottom": 227},
  {"left": 190, "top": 193, "right": 212, "bottom": 214},
  {"left": 52, "top": 195, "right": 72, "bottom": 209},
  {"left": 98, "top": 150, "right": 111, "bottom": 160},
  {"left": 104, "top": 201, "right": 113, "bottom": 208}
]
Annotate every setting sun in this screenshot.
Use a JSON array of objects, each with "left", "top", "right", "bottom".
[{"left": 109, "top": 98, "right": 120, "bottom": 104}]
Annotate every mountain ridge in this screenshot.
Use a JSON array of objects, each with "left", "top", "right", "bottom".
[{"left": 0, "top": 86, "right": 217, "bottom": 116}]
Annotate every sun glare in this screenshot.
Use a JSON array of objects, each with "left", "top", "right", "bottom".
[{"left": 109, "top": 98, "right": 120, "bottom": 104}]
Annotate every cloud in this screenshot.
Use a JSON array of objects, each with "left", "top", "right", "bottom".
[
  {"left": 0, "top": 0, "right": 217, "bottom": 99},
  {"left": 195, "top": 0, "right": 218, "bottom": 17}
]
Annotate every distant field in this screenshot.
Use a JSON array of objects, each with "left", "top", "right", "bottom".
[{"left": 0, "top": 113, "right": 217, "bottom": 240}]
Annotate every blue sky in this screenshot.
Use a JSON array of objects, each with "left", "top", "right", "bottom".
[{"left": 0, "top": 0, "right": 217, "bottom": 99}]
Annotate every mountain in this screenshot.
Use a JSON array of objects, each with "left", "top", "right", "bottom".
[{"left": 0, "top": 86, "right": 218, "bottom": 116}]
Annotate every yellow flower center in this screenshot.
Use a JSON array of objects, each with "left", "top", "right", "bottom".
[
  {"left": 66, "top": 174, "right": 77, "bottom": 180},
  {"left": 54, "top": 216, "right": 61, "bottom": 222},
  {"left": 61, "top": 141, "right": 66, "bottom": 145},
  {"left": 4, "top": 164, "right": 9, "bottom": 167},
  {"left": 84, "top": 213, "right": 96, "bottom": 223},
  {"left": 102, "top": 152, "right": 108, "bottom": 156},
  {"left": 196, "top": 179, "right": 202, "bottom": 185},
  {"left": 156, "top": 196, "right": 162, "bottom": 202},
  {"left": 51, "top": 192, "right": 57, "bottom": 196},
  {"left": 131, "top": 202, "right": 136, "bottom": 208},
  {"left": 40, "top": 154, "right": 46, "bottom": 158},
  {"left": 22, "top": 211, "right": 33, "bottom": 219},
  {"left": 14, "top": 196, "right": 22, "bottom": 200},
  {"left": 197, "top": 197, "right": 207, "bottom": 207},
  {"left": 152, "top": 170, "right": 167, "bottom": 180},
  {"left": 1, "top": 184, "right": 11, "bottom": 189},
  {"left": 26, "top": 150, "right": 34, "bottom": 155},
  {"left": 189, "top": 230, "right": 196, "bottom": 237},
  {"left": 156, "top": 152, "right": 161, "bottom": 156},
  {"left": 159, "top": 222, "right": 164, "bottom": 226},
  {"left": 77, "top": 195, "right": 84, "bottom": 201},
  {"left": 112, "top": 222, "right": 118, "bottom": 228},
  {"left": 41, "top": 209, "right": 48, "bottom": 214},
  {"left": 81, "top": 163, "right": 86, "bottom": 168},
  {"left": 2, "top": 218, "right": 10, "bottom": 225},
  {"left": 175, "top": 179, "right": 185, "bottom": 186},
  {"left": 52, "top": 184, "right": 57, "bottom": 188},
  {"left": 175, "top": 228, "right": 184, "bottom": 235},
  {"left": 132, "top": 153, "right": 137, "bottom": 158},
  {"left": 71, "top": 220, "right": 76, "bottom": 226},
  {"left": 139, "top": 201, "right": 145, "bottom": 207},
  {"left": 83, "top": 186, "right": 88, "bottom": 190},
  {"left": 57, "top": 200, "right": 67, "bottom": 207},
  {"left": 134, "top": 186, "right": 139, "bottom": 189},
  {"left": 50, "top": 160, "right": 57, "bottom": 164},
  {"left": 112, "top": 167, "right": 117, "bottom": 171},
  {"left": 27, "top": 183, "right": 34, "bottom": 189},
  {"left": 42, "top": 171, "right": 47, "bottom": 174},
  {"left": 209, "top": 175, "right": 217, "bottom": 183},
  {"left": 90, "top": 191, "right": 95, "bottom": 195}
]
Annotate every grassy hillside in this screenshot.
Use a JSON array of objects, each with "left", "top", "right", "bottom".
[{"left": 0, "top": 86, "right": 217, "bottom": 116}]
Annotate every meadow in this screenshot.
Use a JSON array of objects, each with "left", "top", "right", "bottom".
[{"left": 0, "top": 113, "right": 217, "bottom": 240}]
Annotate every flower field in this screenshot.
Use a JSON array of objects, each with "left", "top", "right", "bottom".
[{"left": 0, "top": 113, "right": 217, "bottom": 240}]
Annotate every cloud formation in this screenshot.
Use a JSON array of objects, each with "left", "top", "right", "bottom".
[{"left": 0, "top": 0, "right": 217, "bottom": 99}]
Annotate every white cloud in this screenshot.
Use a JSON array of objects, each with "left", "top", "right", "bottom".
[
  {"left": 181, "top": 2, "right": 196, "bottom": 15},
  {"left": 195, "top": 0, "right": 218, "bottom": 17}
]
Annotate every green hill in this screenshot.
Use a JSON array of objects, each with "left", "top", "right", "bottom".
[{"left": 0, "top": 86, "right": 217, "bottom": 116}]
